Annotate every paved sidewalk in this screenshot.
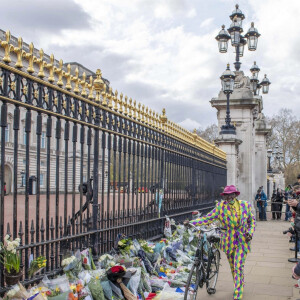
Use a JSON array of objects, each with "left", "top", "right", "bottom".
[{"left": 197, "top": 220, "right": 297, "bottom": 300}]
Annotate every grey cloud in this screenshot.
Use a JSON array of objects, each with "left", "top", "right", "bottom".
[{"left": 1, "top": 0, "right": 90, "bottom": 37}]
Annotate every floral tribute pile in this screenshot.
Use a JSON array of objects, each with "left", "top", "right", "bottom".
[{"left": 4, "top": 215, "right": 202, "bottom": 300}]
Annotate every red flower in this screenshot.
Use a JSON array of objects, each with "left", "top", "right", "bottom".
[
  {"left": 111, "top": 265, "right": 125, "bottom": 273},
  {"left": 83, "top": 257, "right": 88, "bottom": 264}
]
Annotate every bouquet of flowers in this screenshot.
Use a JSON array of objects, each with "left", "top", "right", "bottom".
[
  {"left": 117, "top": 237, "right": 133, "bottom": 255},
  {"left": 98, "top": 254, "right": 115, "bottom": 269},
  {"left": 61, "top": 251, "right": 82, "bottom": 280},
  {"left": 0, "top": 235, "right": 21, "bottom": 275},
  {"left": 81, "top": 248, "right": 96, "bottom": 271},
  {"left": 28, "top": 256, "right": 47, "bottom": 278}
]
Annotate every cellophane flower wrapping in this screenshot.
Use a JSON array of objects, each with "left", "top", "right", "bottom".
[
  {"left": 127, "top": 267, "right": 141, "bottom": 296},
  {"left": 61, "top": 250, "right": 82, "bottom": 279},
  {"left": 81, "top": 248, "right": 96, "bottom": 271},
  {"left": 88, "top": 278, "right": 105, "bottom": 300}
]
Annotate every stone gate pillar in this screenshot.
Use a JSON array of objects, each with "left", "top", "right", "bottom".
[{"left": 210, "top": 71, "right": 270, "bottom": 206}]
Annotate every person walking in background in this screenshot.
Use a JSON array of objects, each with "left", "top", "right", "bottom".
[
  {"left": 285, "top": 185, "right": 293, "bottom": 221},
  {"left": 189, "top": 185, "right": 255, "bottom": 300},
  {"left": 3, "top": 182, "right": 6, "bottom": 196},
  {"left": 275, "top": 188, "right": 284, "bottom": 220},
  {"left": 255, "top": 186, "right": 267, "bottom": 221},
  {"left": 271, "top": 191, "right": 277, "bottom": 220}
]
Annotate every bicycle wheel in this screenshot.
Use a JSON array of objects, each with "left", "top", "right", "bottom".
[
  {"left": 184, "top": 262, "right": 203, "bottom": 300},
  {"left": 206, "top": 247, "right": 220, "bottom": 294}
]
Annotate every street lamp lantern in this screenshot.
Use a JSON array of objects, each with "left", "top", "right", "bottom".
[
  {"left": 220, "top": 64, "right": 236, "bottom": 93},
  {"left": 228, "top": 17, "right": 243, "bottom": 46},
  {"left": 260, "top": 74, "right": 271, "bottom": 94},
  {"left": 229, "top": 4, "right": 245, "bottom": 27},
  {"left": 220, "top": 64, "right": 236, "bottom": 134},
  {"left": 250, "top": 75, "right": 259, "bottom": 94},
  {"left": 250, "top": 61, "right": 260, "bottom": 79},
  {"left": 216, "top": 25, "right": 231, "bottom": 53},
  {"left": 267, "top": 148, "right": 272, "bottom": 172},
  {"left": 267, "top": 149, "right": 273, "bottom": 158},
  {"left": 238, "top": 35, "right": 247, "bottom": 57},
  {"left": 244, "top": 22, "right": 261, "bottom": 51}
]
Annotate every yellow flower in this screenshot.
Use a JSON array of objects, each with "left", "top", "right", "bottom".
[
  {"left": 95, "top": 276, "right": 99, "bottom": 280},
  {"left": 160, "top": 267, "right": 164, "bottom": 272},
  {"left": 55, "top": 287, "right": 60, "bottom": 293}
]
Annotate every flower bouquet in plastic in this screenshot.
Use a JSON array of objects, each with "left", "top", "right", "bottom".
[
  {"left": 28, "top": 256, "right": 47, "bottom": 278},
  {"left": 61, "top": 251, "right": 82, "bottom": 280},
  {"left": 4, "top": 283, "right": 44, "bottom": 300},
  {"left": 81, "top": 248, "right": 96, "bottom": 271},
  {"left": 98, "top": 253, "right": 115, "bottom": 269}
]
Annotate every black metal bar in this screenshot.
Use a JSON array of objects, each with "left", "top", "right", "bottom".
[
  {"left": 46, "top": 114, "right": 52, "bottom": 271},
  {"left": 55, "top": 117, "right": 61, "bottom": 269},
  {"left": 92, "top": 100, "right": 100, "bottom": 255},
  {"left": 13, "top": 105, "right": 19, "bottom": 239},
  {"left": 64, "top": 120, "right": 69, "bottom": 235}
]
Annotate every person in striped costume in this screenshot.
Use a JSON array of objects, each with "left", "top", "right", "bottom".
[{"left": 191, "top": 185, "right": 255, "bottom": 300}]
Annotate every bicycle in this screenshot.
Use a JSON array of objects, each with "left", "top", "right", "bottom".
[{"left": 184, "top": 223, "right": 224, "bottom": 300}]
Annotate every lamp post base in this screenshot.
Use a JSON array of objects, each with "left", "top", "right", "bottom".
[{"left": 220, "top": 124, "right": 236, "bottom": 135}]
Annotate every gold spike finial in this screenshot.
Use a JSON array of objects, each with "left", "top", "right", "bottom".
[
  {"left": 119, "top": 93, "right": 124, "bottom": 113},
  {"left": 137, "top": 102, "right": 141, "bottom": 121},
  {"left": 71, "top": 67, "right": 80, "bottom": 94},
  {"left": 133, "top": 100, "right": 137, "bottom": 119},
  {"left": 94, "top": 69, "right": 104, "bottom": 103},
  {"left": 80, "top": 72, "right": 87, "bottom": 97},
  {"left": 45, "top": 54, "right": 55, "bottom": 83},
  {"left": 14, "top": 37, "right": 24, "bottom": 68},
  {"left": 88, "top": 76, "right": 94, "bottom": 100},
  {"left": 23, "top": 42, "right": 35, "bottom": 73},
  {"left": 160, "top": 108, "right": 167, "bottom": 124},
  {"left": 54, "top": 59, "right": 64, "bottom": 87},
  {"left": 101, "top": 84, "right": 107, "bottom": 106},
  {"left": 108, "top": 87, "right": 113, "bottom": 109},
  {"left": 124, "top": 95, "right": 128, "bottom": 115},
  {"left": 113, "top": 90, "right": 118, "bottom": 111},
  {"left": 128, "top": 98, "right": 132, "bottom": 117},
  {"left": 63, "top": 63, "right": 72, "bottom": 90},
  {"left": 34, "top": 48, "right": 45, "bottom": 78},
  {"left": 1, "top": 30, "right": 13, "bottom": 63}
]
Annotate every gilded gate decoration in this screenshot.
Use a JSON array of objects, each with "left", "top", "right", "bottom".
[{"left": 0, "top": 30, "right": 226, "bottom": 290}]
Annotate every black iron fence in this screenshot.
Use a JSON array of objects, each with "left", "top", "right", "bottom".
[{"left": 0, "top": 30, "right": 227, "bottom": 290}]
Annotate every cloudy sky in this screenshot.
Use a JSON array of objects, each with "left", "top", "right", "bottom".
[{"left": 1, "top": 0, "right": 299, "bottom": 130}]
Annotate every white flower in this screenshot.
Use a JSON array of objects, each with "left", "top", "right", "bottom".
[
  {"left": 4, "top": 235, "right": 10, "bottom": 242},
  {"left": 7, "top": 285, "right": 20, "bottom": 298},
  {"left": 61, "top": 256, "right": 76, "bottom": 267},
  {"left": 109, "top": 261, "right": 116, "bottom": 267},
  {"left": 12, "top": 240, "right": 19, "bottom": 247}
]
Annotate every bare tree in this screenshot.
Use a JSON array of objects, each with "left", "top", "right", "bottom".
[
  {"left": 267, "top": 109, "right": 300, "bottom": 184},
  {"left": 196, "top": 124, "right": 219, "bottom": 143}
]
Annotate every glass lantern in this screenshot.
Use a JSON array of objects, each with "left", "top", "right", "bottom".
[
  {"left": 245, "top": 22, "right": 260, "bottom": 51},
  {"left": 250, "top": 61, "right": 260, "bottom": 79},
  {"left": 215, "top": 25, "right": 231, "bottom": 53},
  {"left": 220, "top": 64, "right": 236, "bottom": 94},
  {"left": 229, "top": 4, "right": 245, "bottom": 27},
  {"left": 261, "top": 74, "right": 271, "bottom": 94}
]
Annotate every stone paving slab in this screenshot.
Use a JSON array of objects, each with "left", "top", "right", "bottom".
[{"left": 196, "top": 220, "right": 296, "bottom": 300}]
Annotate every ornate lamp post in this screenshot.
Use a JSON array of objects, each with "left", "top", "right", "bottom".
[
  {"left": 267, "top": 148, "right": 272, "bottom": 172},
  {"left": 219, "top": 64, "right": 236, "bottom": 134},
  {"left": 215, "top": 4, "right": 270, "bottom": 134},
  {"left": 216, "top": 4, "right": 260, "bottom": 72}
]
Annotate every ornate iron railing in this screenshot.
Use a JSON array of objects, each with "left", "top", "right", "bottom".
[{"left": 0, "top": 30, "right": 226, "bottom": 290}]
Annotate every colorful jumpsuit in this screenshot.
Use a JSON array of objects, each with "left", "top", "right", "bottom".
[{"left": 191, "top": 199, "right": 255, "bottom": 300}]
